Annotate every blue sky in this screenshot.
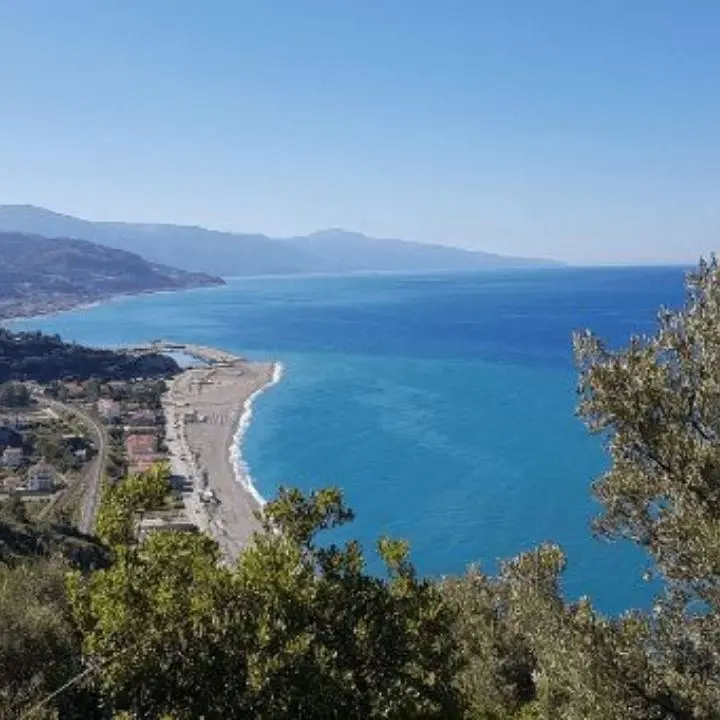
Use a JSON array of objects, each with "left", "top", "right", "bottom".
[{"left": 1, "top": 1, "right": 718, "bottom": 264}]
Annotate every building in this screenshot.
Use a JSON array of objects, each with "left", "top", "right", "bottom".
[
  {"left": 0, "top": 475, "right": 23, "bottom": 493},
  {"left": 137, "top": 516, "right": 198, "bottom": 541},
  {"left": 125, "top": 431, "right": 164, "bottom": 475},
  {"left": 1, "top": 447, "right": 24, "bottom": 469},
  {"left": 125, "top": 432, "right": 158, "bottom": 457},
  {"left": 128, "top": 453, "right": 167, "bottom": 475},
  {"left": 26, "top": 463, "right": 56, "bottom": 492},
  {"left": 126, "top": 409, "right": 158, "bottom": 427},
  {"left": 97, "top": 398, "right": 121, "bottom": 421}
]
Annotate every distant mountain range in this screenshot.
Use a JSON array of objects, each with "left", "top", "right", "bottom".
[
  {"left": 0, "top": 205, "right": 561, "bottom": 277},
  {"left": 0, "top": 231, "right": 223, "bottom": 319}
]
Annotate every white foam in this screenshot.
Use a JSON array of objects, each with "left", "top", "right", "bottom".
[{"left": 229, "top": 361, "right": 285, "bottom": 508}]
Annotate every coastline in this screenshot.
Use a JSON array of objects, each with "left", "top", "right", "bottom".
[
  {"left": 230, "top": 361, "right": 284, "bottom": 510},
  {"left": 1, "top": 297, "right": 108, "bottom": 324},
  {"left": 0, "top": 281, "right": 224, "bottom": 325},
  {"left": 163, "top": 353, "right": 280, "bottom": 560}
]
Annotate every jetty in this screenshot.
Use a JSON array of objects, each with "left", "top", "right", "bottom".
[{"left": 127, "top": 341, "right": 243, "bottom": 366}]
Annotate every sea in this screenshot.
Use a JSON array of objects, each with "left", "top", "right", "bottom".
[{"left": 7, "top": 266, "right": 688, "bottom": 614}]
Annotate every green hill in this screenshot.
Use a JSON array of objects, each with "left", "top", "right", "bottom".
[{"left": 0, "top": 230, "right": 224, "bottom": 319}]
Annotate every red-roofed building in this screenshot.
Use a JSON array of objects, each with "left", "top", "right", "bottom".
[
  {"left": 125, "top": 433, "right": 157, "bottom": 458},
  {"left": 128, "top": 454, "right": 167, "bottom": 474}
]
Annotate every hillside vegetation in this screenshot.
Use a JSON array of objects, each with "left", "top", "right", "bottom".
[
  {"left": 3, "top": 260, "right": 720, "bottom": 718},
  {"left": 0, "top": 329, "right": 179, "bottom": 383},
  {"left": 0, "top": 231, "right": 223, "bottom": 319}
]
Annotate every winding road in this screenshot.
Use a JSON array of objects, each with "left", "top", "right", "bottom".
[{"left": 34, "top": 395, "right": 108, "bottom": 534}]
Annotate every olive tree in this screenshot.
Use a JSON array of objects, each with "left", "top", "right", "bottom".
[
  {"left": 69, "top": 486, "right": 462, "bottom": 718},
  {"left": 574, "top": 257, "right": 720, "bottom": 713}
]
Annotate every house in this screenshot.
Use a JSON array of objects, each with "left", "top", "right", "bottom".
[
  {"left": 26, "top": 463, "right": 57, "bottom": 492},
  {"left": 97, "top": 398, "right": 121, "bottom": 421},
  {"left": 128, "top": 454, "right": 168, "bottom": 474},
  {"left": 126, "top": 409, "right": 158, "bottom": 427},
  {"left": 1, "top": 447, "right": 24, "bottom": 469},
  {"left": 125, "top": 432, "right": 158, "bottom": 458},
  {"left": 0, "top": 475, "right": 24, "bottom": 492}
]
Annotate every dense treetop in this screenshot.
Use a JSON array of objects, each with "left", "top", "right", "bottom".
[{"left": 0, "top": 329, "right": 179, "bottom": 383}]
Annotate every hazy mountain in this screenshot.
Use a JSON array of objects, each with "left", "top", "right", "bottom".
[
  {"left": 0, "top": 231, "right": 223, "bottom": 319},
  {"left": 285, "top": 229, "right": 559, "bottom": 272},
  {"left": 0, "top": 205, "right": 561, "bottom": 277}
]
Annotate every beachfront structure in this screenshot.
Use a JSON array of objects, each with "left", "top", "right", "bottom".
[
  {"left": 26, "top": 463, "right": 57, "bottom": 492},
  {"left": 1, "top": 447, "right": 24, "bottom": 469},
  {"left": 137, "top": 516, "right": 198, "bottom": 541}
]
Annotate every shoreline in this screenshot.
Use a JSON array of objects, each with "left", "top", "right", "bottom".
[
  {"left": 162, "top": 352, "right": 280, "bottom": 560},
  {"left": 1, "top": 298, "right": 108, "bottom": 324},
  {"left": 0, "top": 282, "right": 224, "bottom": 325},
  {"left": 229, "top": 361, "right": 284, "bottom": 510}
]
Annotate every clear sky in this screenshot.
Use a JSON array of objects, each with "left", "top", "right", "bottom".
[{"left": 1, "top": 1, "right": 718, "bottom": 264}]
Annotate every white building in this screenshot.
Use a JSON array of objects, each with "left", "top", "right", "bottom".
[
  {"left": 26, "top": 463, "right": 56, "bottom": 492},
  {"left": 1, "top": 447, "right": 24, "bottom": 469},
  {"left": 97, "top": 398, "right": 121, "bottom": 421}
]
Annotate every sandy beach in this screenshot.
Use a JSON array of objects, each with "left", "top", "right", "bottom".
[{"left": 162, "top": 354, "right": 277, "bottom": 560}]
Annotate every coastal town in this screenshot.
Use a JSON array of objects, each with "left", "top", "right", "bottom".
[{"left": 0, "top": 339, "right": 277, "bottom": 556}]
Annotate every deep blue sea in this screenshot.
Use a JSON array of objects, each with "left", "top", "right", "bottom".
[{"left": 7, "top": 266, "right": 688, "bottom": 614}]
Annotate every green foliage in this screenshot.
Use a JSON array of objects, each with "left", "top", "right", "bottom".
[
  {"left": 95, "top": 463, "right": 172, "bottom": 547},
  {"left": 575, "top": 258, "right": 720, "bottom": 601},
  {"left": 66, "top": 530, "right": 227, "bottom": 718},
  {"left": 0, "top": 381, "right": 31, "bottom": 408},
  {"left": 0, "top": 497, "right": 107, "bottom": 569},
  {"left": 70, "top": 485, "right": 462, "bottom": 718},
  {"left": 572, "top": 257, "right": 720, "bottom": 716},
  {"left": 0, "top": 557, "right": 98, "bottom": 718},
  {"left": 443, "top": 547, "right": 703, "bottom": 720},
  {"left": 26, "top": 419, "right": 91, "bottom": 474},
  {"left": 0, "top": 328, "right": 179, "bottom": 383}
]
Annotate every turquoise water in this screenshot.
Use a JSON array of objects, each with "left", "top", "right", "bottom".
[{"left": 7, "top": 267, "right": 687, "bottom": 613}]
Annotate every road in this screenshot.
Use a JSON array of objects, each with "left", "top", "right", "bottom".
[{"left": 34, "top": 395, "right": 108, "bottom": 534}]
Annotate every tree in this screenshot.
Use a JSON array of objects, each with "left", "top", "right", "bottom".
[
  {"left": 69, "top": 486, "right": 462, "bottom": 718},
  {"left": 83, "top": 378, "right": 102, "bottom": 401},
  {"left": 574, "top": 257, "right": 720, "bottom": 714},
  {"left": 0, "top": 558, "right": 101, "bottom": 719},
  {"left": 0, "top": 381, "right": 31, "bottom": 408},
  {"left": 443, "top": 545, "right": 702, "bottom": 720},
  {"left": 95, "top": 462, "right": 172, "bottom": 547}
]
